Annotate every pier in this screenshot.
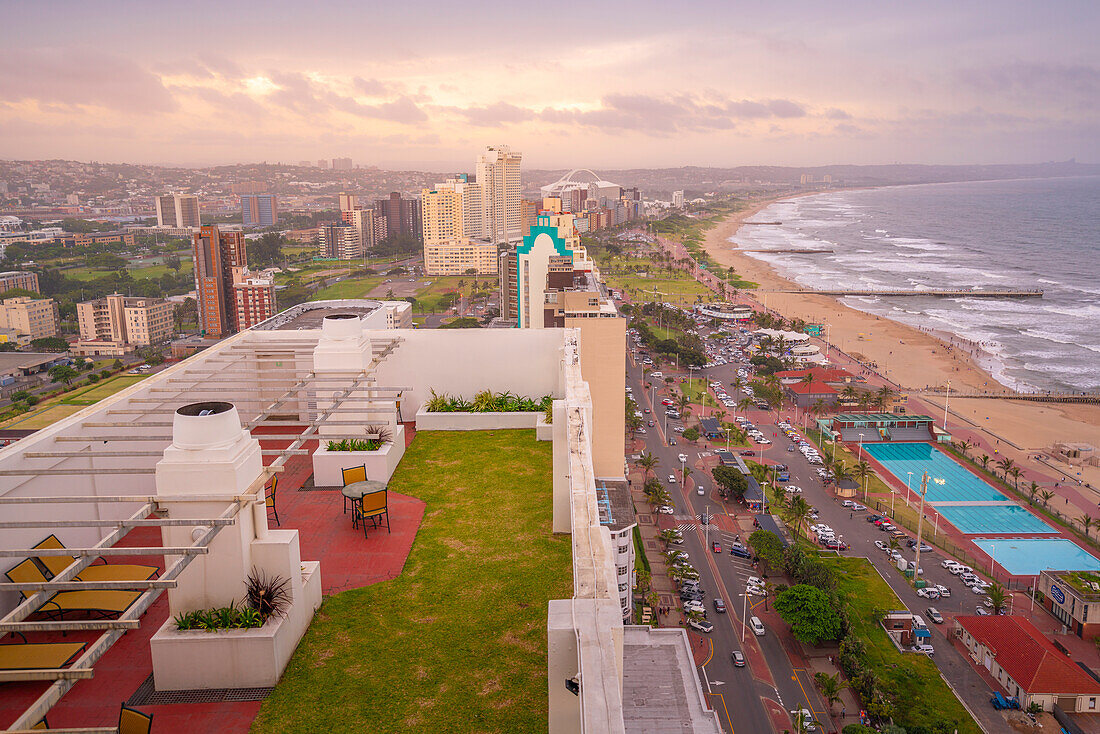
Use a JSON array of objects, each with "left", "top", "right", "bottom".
[
  {"left": 922, "top": 389, "right": 1100, "bottom": 405},
  {"left": 760, "top": 288, "right": 1044, "bottom": 298}
]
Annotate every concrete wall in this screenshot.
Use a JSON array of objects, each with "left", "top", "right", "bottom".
[
  {"left": 370, "top": 328, "right": 567, "bottom": 422},
  {"left": 566, "top": 317, "right": 625, "bottom": 479},
  {"left": 414, "top": 405, "right": 541, "bottom": 431}
]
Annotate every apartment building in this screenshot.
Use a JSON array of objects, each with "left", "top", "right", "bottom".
[
  {"left": 423, "top": 238, "right": 498, "bottom": 276},
  {"left": 420, "top": 186, "right": 464, "bottom": 246},
  {"left": 53, "top": 231, "right": 136, "bottom": 248},
  {"left": 476, "top": 145, "right": 522, "bottom": 243},
  {"left": 241, "top": 194, "right": 278, "bottom": 226},
  {"left": 318, "top": 222, "right": 363, "bottom": 260},
  {"left": 155, "top": 194, "right": 201, "bottom": 228},
  {"left": 233, "top": 273, "right": 277, "bottom": 330},
  {"left": 0, "top": 297, "right": 60, "bottom": 341},
  {"left": 373, "top": 192, "right": 422, "bottom": 242},
  {"left": 192, "top": 225, "right": 247, "bottom": 338},
  {"left": 0, "top": 271, "right": 39, "bottom": 295},
  {"left": 74, "top": 294, "right": 174, "bottom": 355}
]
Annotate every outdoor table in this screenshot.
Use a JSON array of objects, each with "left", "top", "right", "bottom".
[{"left": 342, "top": 480, "right": 387, "bottom": 526}]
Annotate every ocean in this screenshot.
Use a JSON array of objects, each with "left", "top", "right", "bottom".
[{"left": 729, "top": 176, "right": 1100, "bottom": 393}]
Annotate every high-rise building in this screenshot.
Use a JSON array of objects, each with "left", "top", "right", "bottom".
[
  {"left": 75, "top": 294, "right": 174, "bottom": 355},
  {"left": 0, "top": 271, "right": 39, "bottom": 294},
  {"left": 423, "top": 238, "right": 498, "bottom": 276},
  {"left": 519, "top": 199, "right": 540, "bottom": 237},
  {"left": 298, "top": 160, "right": 312, "bottom": 168},
  {"left": 192, "top": 225, "right": 247, "bottom": 338},
  {"left": 155, "top": 194, "right": 201, "bottom": 228},
  {"left": 331, "top": 157, "right": 353, "bottom": 170},
  {"left": 475, "top": 145, "right": 522, "bottom": 243},
  {"left": 347, "top": 208, "right": 382, "bottom": 251},
  {"left": 420, "top": 186, "right": 464, "bottom": 246},
  {"left": 318, "top": 222, "right": 363, "bottom": 260},
  {"left": 0, "top": 297, "right": 59, "bottom": 341},
  {"left": 338, "top": 193, "right": 358, "bottom": 214},
  {"left": 672, "top": 190, "right": 685, "bottom": 208},
  {"left": 241, "top": 194, "right": 278, "bottom": 226},
  {"left": 373, "top": 192, "right": 423, "bottom": 242},
  {"left": 232, "top": 271, "right": 277, "bottom": 329},
  {"left": 317, "top": 159, "right": 329, "bottom": 169}
]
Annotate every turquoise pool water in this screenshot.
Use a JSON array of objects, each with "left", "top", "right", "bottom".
[
  {"left": 862, "top": 442, "right": 1054, "bottom": 535},
  {"left": 935, "top": 505, "right": 1056, "bottom": 535},
  {"left": 862, "top": 443, "right": 1005, "bottom": 503},
  {"left": 973, "top": 538, "right": 1100, "bottom": 576}
]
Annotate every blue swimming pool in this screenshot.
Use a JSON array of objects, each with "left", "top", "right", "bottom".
[
  {"left": 862, "top": 443, "right": 1005, "bottom": 503},
  {"left": 862, "top": 442, "right": 1055, "bottom": 535},
  {"left": 935, "top": 505, "right": 1056, "bottom": 535},
  {"left": 973, "top": 538, "right": 1100, "bottom": 576}
]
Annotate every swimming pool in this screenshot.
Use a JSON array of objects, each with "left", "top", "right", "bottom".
[
  {"left": 862, "top": 442, "right": 1054, "bottom": 535},
  {"left": 973, "top": 538, "right": 1100, "bottom": 576},
  {"left": 935, "top": 504, "right": 1056, "bottom": 535},
  {"left": 862, "top": 443, "right": 1005, "bottom": 503}
]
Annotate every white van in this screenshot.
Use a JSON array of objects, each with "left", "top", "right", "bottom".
[
  {"left": 750, "top": 616, "right": 765, "bottom": 636},
  {"left": 912, "top": 614, "right": 928, "bottom": 631}
]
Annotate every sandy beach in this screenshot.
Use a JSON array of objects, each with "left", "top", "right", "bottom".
[{"left": 702, "top": 194, "right": 1100, "bottom": 488}]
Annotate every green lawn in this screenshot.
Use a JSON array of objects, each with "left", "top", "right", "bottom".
[
  {"left": 821, "top": 556, "right": 980, "bottom": 733},
  {"left": 678, "top": 379, "right": 718, "bottom": 408},
  {"left": 251, "top": 430, "right": 572, "bottom": 733},
  {"left": 61, "top": 375, "right": 148, "bottom": 405},
  {"left": 308, "top": 275, "right": 386, "bottom": 301},
  {"left": 62, "top": 257, "right": 194, "bottom": 282},
  {"left": 0, "top": 372, "right": 151, "bottom": 428}
]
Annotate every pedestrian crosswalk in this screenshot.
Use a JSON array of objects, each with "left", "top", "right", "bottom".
[{"left": 676, "top": 522, "right": 698, "bottom": 532}]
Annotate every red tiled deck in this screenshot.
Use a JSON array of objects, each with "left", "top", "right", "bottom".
[{"left": 1, "top": 426, "right": 424, "bottom": 732}]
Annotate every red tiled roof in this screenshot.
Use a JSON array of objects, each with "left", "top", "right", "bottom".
[
  {"left": 956, "top": 616, "right": 1100, "bottom": 696},
  {"left": 774, "top": 366, "right": 853, "bottom": 381},
  {"left": 786, "top": 381, "right": 837, "bottom": 395}
]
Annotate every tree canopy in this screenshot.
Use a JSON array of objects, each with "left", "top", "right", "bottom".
[
  {"left": 774, "top": 584, "right": 842, "bottom": 645},
  {"left": 748, "top": 530, "right": 785, "bottom": 571},
  {"left": 713, "top": 465, "right": 748, "bottom": 500}
]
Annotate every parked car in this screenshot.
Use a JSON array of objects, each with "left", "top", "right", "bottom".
[
  {"left": 688, "top": 618, "right": 714, "bottom": 633},
  {"left": 926, "top": 607, "right": 944, "bottom": 624},
  {"left": 712, "top": 542, "right": 722, "bottom": 553},
  {"left": 668, "top": 474, "right": 677, "bottom": 483},
  {"left": 658, "top": 505, "right": 675, "bottom": 514},
  {"left": 874, "top": 540, "right": 887, "bottom": 551},
  {"left": 729, "top": 545, "right": 752, "bottom": 559},
  {"left": 975, "top": 607, "right": 990, "bottom": 615},
  {"left": 915, "top": 644, "right": 935, "bottom": 656}
]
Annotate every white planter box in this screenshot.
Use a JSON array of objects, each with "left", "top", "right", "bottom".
[
  {"left": 536, "top": 414, "right": 553, "bottom": 441},
  {"left": 415, "top": 404, "right": 541, "bottom": 431},
  {"left": 311, "top": 425, "right": 406, "bottom": 487},
  {"left": 151, "top": 561, "right": 321, "bottom": 691}
]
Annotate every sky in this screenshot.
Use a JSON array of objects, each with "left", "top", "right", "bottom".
[{"left": 1, "top": 0, "right": 1098, "bottom": 169}]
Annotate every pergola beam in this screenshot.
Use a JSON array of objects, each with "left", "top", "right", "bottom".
[
  {"left": 0, "top": 579, "right": 178, "bottom": 591},
  {"left": 0, "top": 546, "right": 208, "bottom": 558},
  {"left": 0, "top": 620, "right": 140, "bottom": 632},
  {"left": 0, "top": 668, "right": 95, "bottom": 682},
  {"left": 0, "top": 517, "right": 237, "bottom": 529}
]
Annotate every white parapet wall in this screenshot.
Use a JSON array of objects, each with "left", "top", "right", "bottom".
[
  {"left": 311, "top": 425, "right": 406, "bottom": 487},
  {"left": 414, "top": 404, "right": 542, "bottom": 431}
]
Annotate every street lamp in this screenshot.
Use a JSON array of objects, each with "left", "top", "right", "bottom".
[
  {"left": 943, "top": 380, "right": 951, "bottom": 431},
  {"left": 740, "top": 589, "right": 749, "bottom": 642},
  {"left": 913, "top": 472, "right": 930, "bottom": 581},
  {"left": 857, "top": 434, "right": 864, "bottom": 463},
  {"left": 681, "top": 456, "right": 686, "bottom": 485},
  {"left": 906, "top": 471, "right": 913, "bottom": 508}
]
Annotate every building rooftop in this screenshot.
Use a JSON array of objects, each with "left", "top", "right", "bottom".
[
  {"left": 956, "top": 615, "right": 1100, "bottom": 695},
  {"left": 0, "top": 352, "right": 67, "bottom": 375},
  {"left": 786, "top": 381, "right": 837, "bottom": 395},
  {"left": 621, "top": 626, "right": 722, "bottom": 733},
  {"left": 597, "top": 480, "right": 636, "bottom": 532},
  {"left": 252, "top": 300, "right": 385, "bottom": 330}
]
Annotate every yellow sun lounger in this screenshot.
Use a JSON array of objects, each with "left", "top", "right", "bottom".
[
  {"left": 0, "top": 641, "right": 87, "bottom": 671},
  {"left": 34, "top": 535, "right": 159, "bottom": 583},
  {"left": 5, "top": 560, "right": 141, "bottom": 618}
]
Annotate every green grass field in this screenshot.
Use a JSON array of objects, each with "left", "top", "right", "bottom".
[
  {"left": 821, "top": 555, "right": 980, "bottom": 733},
  {"left": 61, "top": 375, "right": 148, "bottom": 405},
  {"left": 0, "top": 373, "right": 150, "bottom": 428},
  {"left": 62, "top": 257, "right": 195, "bottom": 282},
  {"left": 678, "top": 379, "right": 718, "bottom": 408},
  {"left": 251, "top": 430, "right": 571, "bottom": 733},
  {"left": 308, "top": 276, "right": 387, "bottom": 301}
]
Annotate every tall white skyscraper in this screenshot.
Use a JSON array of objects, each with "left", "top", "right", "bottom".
[{"left": 475, "top": 145, "right": 522, "bottom": 244}]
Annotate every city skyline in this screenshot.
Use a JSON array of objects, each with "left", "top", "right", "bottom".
[{"left": 2, "top": 1, "right": 1098, "bottom": 168}]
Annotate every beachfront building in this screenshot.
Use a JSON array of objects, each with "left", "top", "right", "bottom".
[
  {"left": 784, "top": 380, "right": 838, "bottom": 409},
  {"left": 0, "top": 299, "right": 715, "bottom": 733},
  {"left": 696, "top": 303, "right": 754, "bottom": 322},
  {"left": 1037, "top": 571, "right": 1100, "bottom": 638},
  {"left": 817, "top": 413, "right": 947, "bottom": 443},
  {"left": 954, "top": 615, "right": 1100, "bottom": 712}
]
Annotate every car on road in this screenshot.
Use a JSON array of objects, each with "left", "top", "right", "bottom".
[
  {"left": 713, "top": 598, "right": 726, "bottom": 613},
  {"left": 668, "top": 474, "right": 677, "bottom": 483},
  {"left": 927, "top": 607, "right": 944, "bottom": 624},
  {"left": 658, "top": 505, "right": 675, "bottom": 514},
  {"left": 729, "top": 544, "right": 752, "bottom": 559},
  {"left": 740, "top": 450, "right": 755, "bottom": 456},
  {"left": 699, "top": 513, "right": 711, "bottom": 525},
  {"left": 730, "top": 650, "right": 745, "bottom": 667},
  {"left": 711, "top": 541, "right": 721, "bottom": 553},
  {"left": 688, "top": 618, "right": 714, "bottom": 633},
  {"left": 648, "top": 420, "right": 655, "bottom": 427},
  {"left": 784, "top": 485, "right": 803, "bottom": 493}
]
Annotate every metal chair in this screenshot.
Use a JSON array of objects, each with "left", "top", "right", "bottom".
[
  {"left": 119, "top": 704, "right": 153, "bottom": 734},
  {"left": 356, "top": 489, "right": 390, "bottom": 537},
  {"left": 341, "top": 465, "right": 367, "bottom": 515}
]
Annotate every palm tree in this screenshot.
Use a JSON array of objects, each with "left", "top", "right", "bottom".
[
  {"left": 737, "top": 397, "right": 754, "bottom": 415},
  {"left": 986, "top": 582, "right": 1008, "bottom": 615},
  {"left": 788, "top": 496, "right": 812, "bottom": 538},
  {"left": 979, "top": 454, "right": 991, "bottom": 471},
  {"left": 888, "top": 535, "right": 901, "bottom": 553},
  {"left": 637, "top": 451, "right": 660, "bottom": 480},
  {"left": 813, "top": 672, "right": 848, "bottom": 713},
  {"left": 1008, "top": 466, "right": 1022, "bottom": 491},
  {"left": 852, "top": 461, "right": 873, "bottom": 501},
  {"left": 1040, "top": 489, "right": 1055, "bottom": 507},
  {"left": 681, "top": 466, "right": 694, "bottom": 489},
  {"left": 676, "top": 392, "right": 691, "bottom": 419},
  {"left": 1080, "top": 515, "right": 1094, "bottom": 538},
  {"left": 770, "top": 484, "right": 789, "bottom": 511},
  {"left": 1028, "top": 481, "right": 1040, "bottom": 506},
  {"left": 876, "top": 386, "right": 895, "bottom": 411},
  {"left": 657, "top": 529, "right": 680, "bottom": 547},
  {"left": 800, "top": 373, "right": 815, "bottom": 387},
  {"left": 635, "top": 568, "right": 652, "bottom": 594},
  {"left": 996, "top": 457, "right": 1014, "bottom": 480}
]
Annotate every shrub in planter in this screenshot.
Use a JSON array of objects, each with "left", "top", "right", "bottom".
[
  {"left": 325, "top": 424, "right": 393, "bottom": 452},
  {"left": 425, "top": 388, "right": 552, "bottom": 413}
]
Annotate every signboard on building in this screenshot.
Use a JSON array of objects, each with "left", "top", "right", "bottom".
[{"left": 1051, "top": 583, "right": 1066, "bottom": 605}]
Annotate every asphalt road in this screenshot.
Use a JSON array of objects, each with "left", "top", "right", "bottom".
[
  {"left": 630, "top": 327, "right": 1004, "bottom": 733},
  {"left": 628, "top": 352, "right": 833, "bottom": 734}
]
